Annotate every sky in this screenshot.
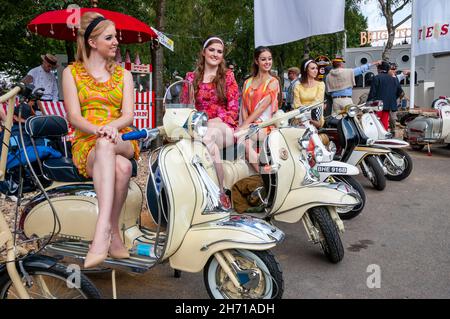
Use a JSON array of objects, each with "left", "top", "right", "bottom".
[{"left": 360, "top": 0, "right": 412, "bottom": 47}]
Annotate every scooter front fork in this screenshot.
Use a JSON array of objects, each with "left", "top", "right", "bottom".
[
  {"left": 375, "top": 156, "right": 389, "bottom": 175},
  {"left": 213, "top": 251, "right": 243, "bottom": 291}
]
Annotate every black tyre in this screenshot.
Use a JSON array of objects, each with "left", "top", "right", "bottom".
[
  {"left": 204, "top": 249, "right": 284, "bottom": 299},
  {"left": 309, "top": 206, "right": 344, "bottom": 263},
  {"left": 0, "top": 263, "right": 102, "bottom": 299},
  {"left": 363, "top": 156, "right": 386, "bottom": 191},
  {"left": 384, "top": 149, "right": 413, "bottom": 181},
  {"left": 332, "top": 175, "right": 366, "bottom": 220},
  {"left": 410, "top": 144, "right": 425, "bottom": 151}
]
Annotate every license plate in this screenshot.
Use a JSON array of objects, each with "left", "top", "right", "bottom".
[{"left": 317, "top": 166, "right": 348, "bottom": 174}]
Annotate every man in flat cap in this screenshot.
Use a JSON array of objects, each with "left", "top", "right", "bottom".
[
  {"left": 22, "top": 53, "right": 59, "bottom": 102},
  {"left": 326, "top": 56, "right": 381, "bottom": 116},
  {"left": 283, "top": 67, "right": 300, "bottom": 112}
]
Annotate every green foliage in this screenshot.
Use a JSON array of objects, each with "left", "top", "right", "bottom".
[{"left": 0, "top": 0, "right": 368, "bottom": 85}]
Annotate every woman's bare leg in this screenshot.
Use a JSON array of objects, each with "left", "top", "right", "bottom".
[
  {"left": 85, "top": 137, "right": 116, "bottom": 255},
  {"left": 109, "top": 141, "right": 134, "bottom": 251}
]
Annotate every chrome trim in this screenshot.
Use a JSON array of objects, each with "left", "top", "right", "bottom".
[
  {"left": 200, "top": 239, "right": 277, "bottom": 251},
  {"left": 191, "top": 155, "right": 225, "bottom": 212}
]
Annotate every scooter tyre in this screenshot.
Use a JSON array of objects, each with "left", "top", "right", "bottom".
[
  {"left": 0, "top": 263, "right": 102, "bottom": 299},
  {"left": 203, "top": 249, "right": 284, "bottom": 299},
  {"left": 385, "top": 149, "right": 413, "bottom": 181},
  {"left": 309, "top": 206, "right": 344, "bottom": 263},
  {"left": 364, "top": 156, "right": 386, "bottom": 191}
]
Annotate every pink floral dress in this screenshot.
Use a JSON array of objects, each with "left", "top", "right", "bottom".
[{"left": 184, "top": 70, "right": 240, "bottom": 128}]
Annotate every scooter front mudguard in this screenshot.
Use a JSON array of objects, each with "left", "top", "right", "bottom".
[
  {"left": 168, "top": 215, "right": 284, "bottom": 273},
  {"left": 270, "top": 182, "right": 360, "bottom": 224},
  {"left": 315, "top": 161, "right": 359, "bottom": 182}
]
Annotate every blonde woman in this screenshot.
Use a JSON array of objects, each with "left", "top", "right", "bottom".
[{"left": 62, "top": 12, "right": 139, "bottom": 268}]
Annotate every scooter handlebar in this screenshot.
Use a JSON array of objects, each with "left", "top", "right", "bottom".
[{"left": 122, "top": 127, "right": 162, "bottom": 141}]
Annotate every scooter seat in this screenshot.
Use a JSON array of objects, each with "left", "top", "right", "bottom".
[{"left": 42, "top": 157, "right": 138, "bottom": 183}]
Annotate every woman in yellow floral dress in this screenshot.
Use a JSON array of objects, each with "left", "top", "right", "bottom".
[{"left": 62, "top": 12, "right": 139, "bottom": 268}]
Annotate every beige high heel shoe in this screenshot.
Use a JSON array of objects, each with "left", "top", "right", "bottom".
[
  {"left": 109, "top": 233, "right": 130, "bottom": 259},
  {"left": 84, "top": 234, "right": 111, "bottom": 268}
]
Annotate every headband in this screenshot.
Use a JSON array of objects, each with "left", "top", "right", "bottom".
[
  {"left": 304, "top": 59, "right": 314, "bottom": 70},
  {"left": 84, "top": 16, "right": 107, "bottom": 42},
  {"left": 203, "top": 37, "right": 224, "bottom": 49}
]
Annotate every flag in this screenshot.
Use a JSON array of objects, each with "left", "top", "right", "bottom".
[
  {"left": 134, "top": 52, "right": 141, "bottom": 65},
  {"left": 254, "top": 0, "right": 345, "bottom": 47},
  {"left": 125, "top": 50, "right": 131, "bottom": 63},
  {"left": 412, "top": 0, "right": 450, "bottom": 57}
]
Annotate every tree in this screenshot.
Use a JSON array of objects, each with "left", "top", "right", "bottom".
[{"left": 375, "top": 0, "right": 412, "bottom": 60}]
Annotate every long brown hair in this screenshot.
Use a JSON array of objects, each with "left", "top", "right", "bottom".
[
  {"left": 193, "top": 36, "right": 227, "bottom": 103},
  {"left": 251, "top": 46, "right": 272, "bottom": 77},
  {"left": 300, "top": 59, "right": 318, "bottom": 84},
  {"left": 76, "top": 12, "right": 116, "bottom": 74}
]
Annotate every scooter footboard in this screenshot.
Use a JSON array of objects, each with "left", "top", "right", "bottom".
[
  {"left": 272, "top": 183, "right": 360, "bottom": 223},
  {"left": 168, "top": 216, "right": 284, "bottom": 273}
]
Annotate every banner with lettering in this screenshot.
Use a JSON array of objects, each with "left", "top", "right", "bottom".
[{"left": 412, "top": 0, "right": 450, "bottom": 56}]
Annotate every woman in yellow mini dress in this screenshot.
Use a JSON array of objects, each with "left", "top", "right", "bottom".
[
  {"left": 293, "top": 59, "right": 325, "bottom": 128},
  {"left": 62, "top": 12, "right": 139, "bottom": 268}
]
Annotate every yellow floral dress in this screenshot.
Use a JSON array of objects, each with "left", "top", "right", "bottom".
[{"left": 70, "top": 62, "right": 139, "bottom": 178}]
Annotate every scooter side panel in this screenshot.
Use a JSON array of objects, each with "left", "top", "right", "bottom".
[
  {"left": 267, "top": 128, "right": 307, "bottom": 213},
  {"left": 273, "top": 186, "right": 359, "bottom": 223},
  {"left": 360, "top": 113, "right": 381, "bottom": 140},
  {"left": 168, "top": 219, "right": 280, "bottom": 273},
  {"left": 22, "top": 182, "right": 142, "bottom": 241}
]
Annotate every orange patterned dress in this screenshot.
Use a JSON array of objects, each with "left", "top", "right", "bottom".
[{"left": 69, "top": 62, "right": 139, "bottom": 178}]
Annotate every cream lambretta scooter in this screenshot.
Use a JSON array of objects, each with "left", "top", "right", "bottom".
[
  {"left": 219, "top": 104, "right": 361, "bottom": 263},
  {"left": 18, "top": 82, "right": 285, "bottom": 299}
]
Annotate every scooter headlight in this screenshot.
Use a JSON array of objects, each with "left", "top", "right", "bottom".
[
  {"left": 189, "top": 111, "right": 208, "bottom": 138},
  {"left": 347, "top": 106, "right": 358, "bottom": 117}
]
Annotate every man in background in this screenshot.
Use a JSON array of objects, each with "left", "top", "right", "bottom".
[
  {"left": 367, "top": 61, "right": 404, "bottom": 136},
  {"left": 22, "top": 53, "right": 59, "bottom": 102},
  {"left": 283, "top": 67, "right": 300, "bottom": 112},
  {"left": 326, "top": 56, "right": 381, "bottom": 116}
]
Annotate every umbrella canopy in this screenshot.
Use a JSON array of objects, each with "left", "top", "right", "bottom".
[{"left": 27, "top": 8, "right": 157, "bottom": 44}]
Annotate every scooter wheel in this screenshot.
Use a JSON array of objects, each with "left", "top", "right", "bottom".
[
  {"left": 384, "top": 149, "right": 413, "bottom": 181},
  {"left": 203, "top": 249, "right": 284, "bottom": 299},
  {"left": 309, "top": 206, "right": 344, "bottom": 263},
  {"left": 0, "top": 263, "right": 102, "bottom": 299},
  {"left": 364, "top": 156, "right": 386, "bottom": 191}
]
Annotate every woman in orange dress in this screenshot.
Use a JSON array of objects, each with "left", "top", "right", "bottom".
[
  {"left": 62, "top": 12, "right": 139, "bottom": 268},
  {"left": 238, "top": 46, "right": 280, "bottom": 172}
]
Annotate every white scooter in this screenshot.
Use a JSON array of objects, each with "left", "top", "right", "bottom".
[
  {"left": 358, "top": 101, "right": 413, "bottom": 181},
  {"left": 219, "top": 103, "right": 361, "bottom": 263},
  {"left": 294, "top": 110, "right": 365, "bottom": 220},
  {"left": 18, "top": 82, "right": 286, "bottom": 299}
]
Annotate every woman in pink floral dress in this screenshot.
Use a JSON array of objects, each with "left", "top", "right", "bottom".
[{"left": 184, "top": 36, "right": 240, "bottom": 208}]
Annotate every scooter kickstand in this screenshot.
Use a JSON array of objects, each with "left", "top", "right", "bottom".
[
  {"left": 112, "top": 269, "right": 117, "bottom": 299},
  {"left": 174, "top": 269, "right": 182, "bottom": 278}
]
